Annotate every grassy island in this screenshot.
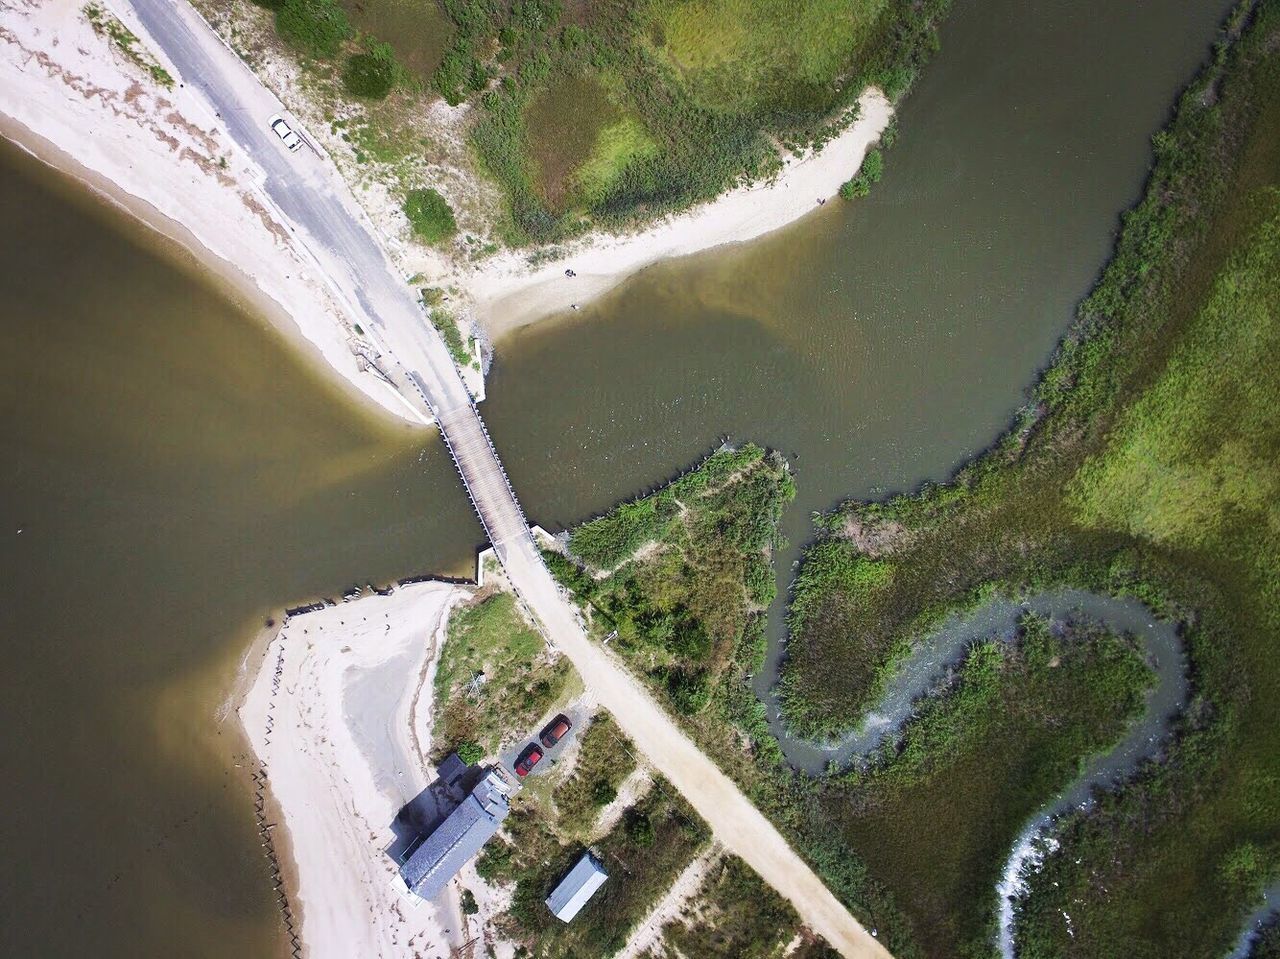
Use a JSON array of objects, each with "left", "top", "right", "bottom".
[{"left": 545, "top": 443, "right": 793, "bottom": 767}]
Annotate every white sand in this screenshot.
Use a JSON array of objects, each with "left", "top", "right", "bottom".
[
  {"left": 238, "top": 582, "right": 467, "bottom": 959},
  {"left": 466, "top": 88, "right": 893, "bottom": 337},
  {"left": 0, "top": 0, "right": 418, "bottom": 423}
]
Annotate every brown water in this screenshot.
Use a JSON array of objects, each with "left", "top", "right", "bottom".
[
  {"left": 0, "top": 140, "right": 479, "bottom": 957},
  {"left": 0, "top": 0, "right": 1232, "bottom": 953},
  {"left": 482, "top": 0, "right": 1232, "bottom": 759}
]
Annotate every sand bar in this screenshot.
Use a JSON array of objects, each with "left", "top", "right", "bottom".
[
  {"left": 0, "top": 0, "right": 421, "bottom": 424},
  {"left": 465, "top": 88, "right": 893, "bottom": 338}
]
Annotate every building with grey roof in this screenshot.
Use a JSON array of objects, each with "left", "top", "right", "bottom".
[
  {"left": 545, "top": 851, "right": 609, "bottom": 922},
  {"left": 399, "top": 768, "right": 510, "bottom": 900}
]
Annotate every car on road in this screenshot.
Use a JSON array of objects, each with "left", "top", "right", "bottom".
[
  {"left": 539, "top": 714, "right": 572, "bottom": 749},
  {"left": 514, "top": 743, "right": 544, "bottom": 777},
  {"left": 269, "top": 114, "right": 303, "bottom": 153}
]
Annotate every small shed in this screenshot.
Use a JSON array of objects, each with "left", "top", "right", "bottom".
[{"left": 545, "top": 852, "right": 609, "bottom": 923}]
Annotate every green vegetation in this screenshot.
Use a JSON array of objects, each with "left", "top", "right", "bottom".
[
  {"left": 460, "top": 887, "right": 479, "bottom": 915},
  {"left": 552, "top": 712, "right": 637, "bottom": 832},
  {"left": 243, "top": 0, "right": 949, "bottom": 244},
  {"left": 839, "top": 147, "right": 883, "bottom": 199},
  {"left": 546, "top": 442, "right": 920, "bottom": 955},
  {"left": 275, "top": 0, "right": 351, "bottom": 58},
  {"left": 478, "top": 780, "right": 710, "bottom": 957},
  {"left": 550, "top": 445, "right": 793, "bottom": 728},
  {"left": 829, "top": 617, "right": 1153, "bottom": 955},
  {"left": 403, "top": 187, "right": 458, "bottom": 244},
  {"left": 1252, "top": 921, "right": 1280, "bottom": 959},
  {"left": 432, "top": 591, "right": 572, "bottom": 756},
  {"left": 643, "top": 0, "right": 885, "bottom": 115},
  {"left": 457, "top": 0, "right": 953, "bottom": 242},
  {"left": 342, "top": 40, "right": 399, "bottom": 99},
  {"left": 653, "top": 855, "right": 813, "bottom": 959},
  {"left": 338, "top": 0, "right": 453, "bottom": 80},
  {"left": 777, "top": 4, "right": 1280, "bottom": 954},
  {"left": 426, "top": 305, "right": 471, "bottom": 366},
  {"left": 83, "top": 3, "right": 174, "bottom": 88}
]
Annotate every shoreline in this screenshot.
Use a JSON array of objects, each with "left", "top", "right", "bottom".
[
  {"left": 0, "top": 115, "right": 423, "bottom": 435},
  {"left": 3, "top": 0, "right": 892, "bottom": 391},
  {"left": 0, "top": 0, "right": 425, "bottom": 428},
  {"left": 465, "top": 88, "right": 893, "bottom": 338},
  {"left": 237, "top": 581, "right": 470, "bottom": 959}
]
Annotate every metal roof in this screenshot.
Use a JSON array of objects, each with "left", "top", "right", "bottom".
[
  {"left": 545, "top": 852, "right": 609, "bottom": 922},
  {"left": 399, "top": 770, "right": 509, "bottom": 900}
]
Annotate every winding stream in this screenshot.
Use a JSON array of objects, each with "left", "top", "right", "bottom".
[
  {"left": 1226, "top": 885, "right": 1280, "bottom": 959},
  {"left": 770, "top": 589, "right": 1189, "bottom": 957}
]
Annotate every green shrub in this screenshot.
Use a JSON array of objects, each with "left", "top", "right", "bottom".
[
  {"left": 456, "top": 740, "right": 485, "bottom": 764},
  {"left": 590, "top": 778, "right": 617, "bottom": 806},
  {"left": 342, "top": 42, "right": 398, "bottom": 99},
  {"left": 624, "top": 809, "right": 655, "bottom": 846},
  {"left": 275, "top": 0, "right": 350, "bottom": 58},
  {"left": 839, "top": 147, "right": 884, "bottom": 200},
  {"left": 404, "top": 188, "right": 458, "bottom": 244},
  {"left": 460, "top": 888, "right": 479, "bottom": 915},
  {"left": 428, "top": 308, "right": 470, "bottom": 366}
]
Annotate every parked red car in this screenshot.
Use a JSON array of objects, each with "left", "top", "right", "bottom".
[
  {"left": 539, "top": 714, "right": 572, "bottom": 749},
  {"left": 514, "top": 744, "right": 544, "bottom": 777}
]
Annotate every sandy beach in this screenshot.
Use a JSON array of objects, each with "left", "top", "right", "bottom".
[
  {"left": 2, "top": 0, "right": 892, "bottom": 370},
  {"left": 0, "top": 0, "right": 423, "bottom": 424},
  {"left": 465, "top": 88, "right": 893, "bottom": 338},
  {"left": 238, "top": 582, "right": 469, "bottom": 959}
]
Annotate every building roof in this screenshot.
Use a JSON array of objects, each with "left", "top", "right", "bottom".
[
  {"left": 399, "top": 770, "right": 509, "bottom": 900},
  {"left": 438, "top": 752, "right": 468, "bottom": 787},
  {"left": 545, "top": 851, "right": 609, "bottom": 922}
]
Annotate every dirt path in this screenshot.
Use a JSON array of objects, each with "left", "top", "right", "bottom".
[
  {"left": 504, "top": 544, "right": 892, "bottom": 959},
  {"left": 618, "top": 843, "right": 720, "bottom": 959}
]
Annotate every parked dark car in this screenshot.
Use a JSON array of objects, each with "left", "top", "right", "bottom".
[
  {"left": 539, "top": 714, "right": 572, "bottom": 749},
  {"left": 514, "top": 744, "right": 544, "bottom": 777}
]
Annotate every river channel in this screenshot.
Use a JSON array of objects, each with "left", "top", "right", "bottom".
[
  {"left": 0, "top": 0, "right": 1231, "bottom": 955},
  {"left": 482, "top": 0, "right": 1233, "bottom": 768}
]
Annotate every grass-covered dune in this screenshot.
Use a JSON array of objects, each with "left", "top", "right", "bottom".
[
  {"left": 432, "top": 589, "right": 573, "bottom": 758},
  {"left": 779, "top": 2, "right": 1280, "bottom": 954},
  {"left": 467, "top": 0, "right": 949, "bottom": 242}
]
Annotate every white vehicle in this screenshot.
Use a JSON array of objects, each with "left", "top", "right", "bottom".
[{"left": 269, "top": 114, "right": 303, "bottom": 153}]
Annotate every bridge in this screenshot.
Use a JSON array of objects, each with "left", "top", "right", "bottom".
[{"left": 121, "top": 2, "right": 890, "bottom": 955}]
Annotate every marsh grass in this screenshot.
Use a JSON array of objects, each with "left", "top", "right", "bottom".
[
  {"left": 827, "top": 617, "right": 1153, "bottom": 955},
  {"left": 780, "top": 4, "right": 1280, "bottom": 953}
]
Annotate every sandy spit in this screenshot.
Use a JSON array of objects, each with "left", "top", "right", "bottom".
[
  {"left": 0, "top": 0, "right": 420, "bottom": 424},
  {"left": 238, "top": 581, "right": 470, "bottom": 959},
  {"left": 465, "top": 88, "right": 893, "bottom": 338}
]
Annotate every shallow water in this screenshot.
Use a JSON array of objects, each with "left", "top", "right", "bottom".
[
  {"left": 481, "top": 0, "right": 1233, "bottom": 768},
  {"left": 799, "top": 589, "right": 1186, "bottom": 775},
  {"left": 787, "top": 587, "right": 1190, "bottom": 956},
  {"left": 0, "top": 140, "right": 480, "bottom": 957},
  {"left": 1226, "top": 885, "right": 1280, "bottom": 959}
]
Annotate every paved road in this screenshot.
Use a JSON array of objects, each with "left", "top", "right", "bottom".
[{"left": 122, "top": 3, "right": 891, "bottom": 955}]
